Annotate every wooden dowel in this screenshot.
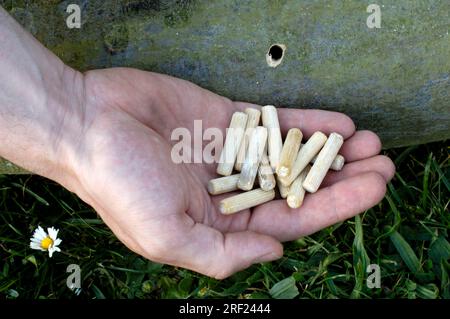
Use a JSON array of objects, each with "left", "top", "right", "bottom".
[
  {"left": 261, "top": 105, "right": 283, "bottom": 171},
  {"left": 311, "top": 153, "right": 345, "bottom": 171},
  {"left": 258, "top": 152, "right": 276, "bottom": 191},
  {"left": 238, "top": 126, "right": 268, "bottom": 191},
  {"left": 277, "top": 176, "right": 289, "bottom": 198},
  {"left": 219, "top": 188, "right": 275, "bottom": 215},
  {"left": 207, "top": 174, "right": 240, "bottom": 195},
  {"left": 279, "top": 131, "right": 327, "bottom": 187},
  {"left": 277, "top": 128, "right": 303, "bottom": 177},
  {"left": 303, "top": 133, "right": 344, "bottom": 193},
  {"left": 235, "top": 108, "right": 261, "bottom": 171},
  {"left": 287, "top": 165, "right": 310, "bottom": 208},
  {"left": 217, "top": 112, "right": 248, "bottom": 176}
]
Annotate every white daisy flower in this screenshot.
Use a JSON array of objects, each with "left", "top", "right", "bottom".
[{"left": 30, "top": 226, "right": 62, "bottom": 257}]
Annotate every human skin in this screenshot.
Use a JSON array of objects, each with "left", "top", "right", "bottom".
[{"left": 0, "top": 7, "right": 395, "bottom": 279}]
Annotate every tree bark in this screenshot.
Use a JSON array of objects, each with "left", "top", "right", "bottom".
[{"left": 1, "top": 1, "right": 449, "bottom": 174}]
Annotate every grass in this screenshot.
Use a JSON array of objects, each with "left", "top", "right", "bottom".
[{"left": 0, "top": 140, "right": 448, "bottom": 299}]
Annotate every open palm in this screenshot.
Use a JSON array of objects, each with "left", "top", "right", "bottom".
[{"left": 69, "top": 68, "right": 395, "bottom": 279}]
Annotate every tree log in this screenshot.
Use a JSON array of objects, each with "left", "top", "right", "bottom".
[
  {"left": 0, "top": 1, "right": 449, "bottom": 174},
  {"left": 0, "top": 158, "right": 28, "bottom": 174}
]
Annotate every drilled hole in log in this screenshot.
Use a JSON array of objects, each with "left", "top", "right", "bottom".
[{"left": 266, "top": 44, "right": 286, "bottom": 67}]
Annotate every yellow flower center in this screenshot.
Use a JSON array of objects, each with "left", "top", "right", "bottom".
[{"left": 40, "top": 236, "right": 53, "bottom": 250}]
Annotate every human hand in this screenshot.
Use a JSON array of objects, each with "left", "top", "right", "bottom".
[
  {"left": 51, "top": 67, "right": 394, "bottom": 279},
  {"left": 0, "top": 5, "right": 395, "bottom": 278}
]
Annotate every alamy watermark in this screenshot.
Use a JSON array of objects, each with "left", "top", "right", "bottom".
[
  {"left": 366, "top": 264, "right": 381, "bottom": 289},
  {"left": 62, "top": 4, "right": 381, "bottom": 30},
  {"left": 66, "top": 4, "right": 81, "bottom": 29},
  {"left": 170, "top": 122, "right": 273, "bottom": 167},
  {"left": 66, "top": 263, "right": 82, "bottom": 295},
  {"left": 367, "top": 4, "right": 382, "bottom": 29}
]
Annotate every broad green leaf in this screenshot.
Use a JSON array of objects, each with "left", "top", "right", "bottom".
[
  {"left": 429, "top": 236, "right": 450, "bottom": 281},
  {"left": 24, "top": 255, "right": 38, "bottom": 268},
  {"left": 429, "top": 236, "right": 450, "bottom": 265},
  {"left": 389, "top": 231, "right": 422, "bottom": 274},
  {"left": 269, "top": 277, "right": 299, "bottom": 299},
  {"left": 91, "top": 284, "right": 106, "bottom": 299},
  {"left": 178, "top": 276, "right": 194, "bottom": 296}
]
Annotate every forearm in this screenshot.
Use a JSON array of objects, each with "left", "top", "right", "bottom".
[{"left": 0, "top": 6, "right": 84, "bottom": 181}]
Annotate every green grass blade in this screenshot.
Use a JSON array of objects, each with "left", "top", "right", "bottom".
[
  {"left": 394, "top": 145, "right": 418, "bottom": 166},
  {"left": 11, "top": 182, "right": 49, "bottom": 206},
  {"left": 389, "top": 230, "right": 422, "bottom": 274},
  {"left": 432, "top": 159, "right": 450, "bottom": 192},
  {"left": 429, "top": 235, "right": 450, "bottom": 282},
  {"left": 416, "top": 283, "right": 439, "bottom": 299},
  {"left": 421, "top": 153, "right": 433, "bottom": 209},
  {"left": 375, "top": 195, "right": 401, "bottom": 243},
  {"left": 351, "top": 215, "right": 370, "bottom": 298}
]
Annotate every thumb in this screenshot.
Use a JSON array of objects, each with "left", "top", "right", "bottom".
[{"left": 175, "top": 223, "right": 283, "bottom": 279}]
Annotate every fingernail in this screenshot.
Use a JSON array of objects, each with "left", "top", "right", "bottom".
[{"left": 254, "top": 251, "right": 282, "bottom": 264}]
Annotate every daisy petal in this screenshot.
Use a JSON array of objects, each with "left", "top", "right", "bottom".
[
  {"left": 30, "top": 243, "right": 44, "bottom": 251},
  {"left": 48, "top": 246, "right": 61, "bottom": 258},
  {"left": 48, "top": 227, "right": 59, "bottom": 240},
  {"left": 36, "top": 226, "right": 47, "bottom": 238}
]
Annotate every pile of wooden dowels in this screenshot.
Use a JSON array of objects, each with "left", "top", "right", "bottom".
[{"left": 208, "top": 105, "right": 345, "bottom": 215}]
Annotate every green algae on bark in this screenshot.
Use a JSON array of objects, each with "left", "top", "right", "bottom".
[{"left": 0, "top": 158, "right": 28, "bottom": 174}]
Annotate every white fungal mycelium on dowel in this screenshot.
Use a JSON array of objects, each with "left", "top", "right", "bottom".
[
  {"left": 277, "top": 176, "right": 289, "bottom": 199},
  {"left": 219, "top": 189, "right": 276, "bottom": 215},
  {"left": 277, "top": 128, "right": 303, "bottom": 177},
  {"left": 235, "top": 108, "right": 261, "bottom": 171},
  {"left": 311, "top": 153, "right": 345, "bottom": 171},
  {"left": 303, "top": 133, "right": 344, "bottom": 193},
  {"left": 237, "top": 126, "right": 268, "bottom": 191},
  {"left": 258, "top": 152, "right": 276, "bottom": 191},
  {"left": 216, "top": 112, "right": 248, "bottom": 176},
  {"left": 287, "top": 165, "right": 311, "bottom": 209},
  {"left": 261, "top": 105, "right": 283, "bottom": 171}
]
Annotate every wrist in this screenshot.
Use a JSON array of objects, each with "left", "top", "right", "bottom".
[
  {"left": 41, "top": 66, "right": 87, "bottom": 188},
  {"left": 0, "top": 63, "right": 87, "bottom": 189},
  {"left": 0, "top": 6, "right": 87, "bottom": 189}
]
